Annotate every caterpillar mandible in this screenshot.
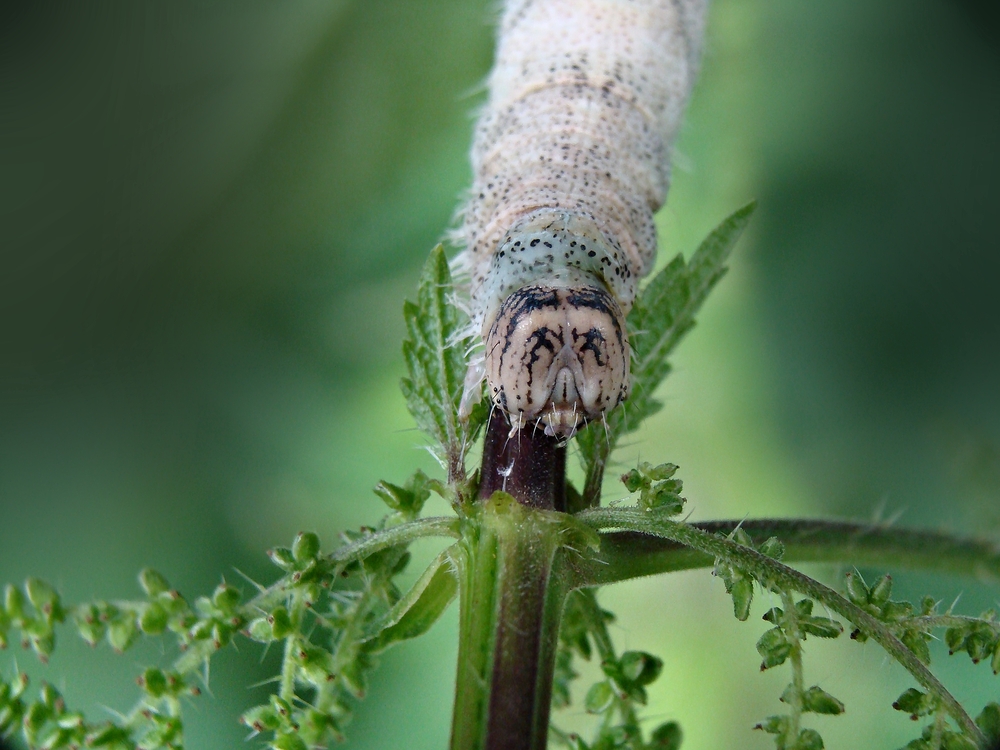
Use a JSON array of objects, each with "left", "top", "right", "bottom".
[{"left": 455, "top": 0, "right": 708, "bottom": 438}]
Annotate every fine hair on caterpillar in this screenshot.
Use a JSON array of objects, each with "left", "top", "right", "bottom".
[{"left": 454, "top": 0, "right": 706, "bottom": 437}]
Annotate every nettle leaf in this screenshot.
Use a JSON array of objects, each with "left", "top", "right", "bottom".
[
  {"left": 401, "top": 245, "right": 483, "bottom": 480},
  {"left": 576, "top": 202, "right": 756, "bottom": 502},
  {"left": 363, "top": 548, "right": 459, "bottom": 654}
]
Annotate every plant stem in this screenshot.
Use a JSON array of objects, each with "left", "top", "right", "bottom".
[
  {"left": 450, "top": 497, "right": 569, "bottom": 750},
  {"left": 479, "top": 415, "right": 567, "bottom": 511},
  {"left": 571, "top": 518, "right": 1000, "bottom": 586},
  {"left": 781, "top": 590, "right": 805, "bottom": 746},
  {"left": 579, "top": 510, "right": 987, "bottom": 744},
  {"left": 450, "top": 416, "right": 571, "bottom": 750}
]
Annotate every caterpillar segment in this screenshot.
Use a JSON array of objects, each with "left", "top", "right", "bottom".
[{"left": 456, "top": 0, "right": 707, "bottom": 437}]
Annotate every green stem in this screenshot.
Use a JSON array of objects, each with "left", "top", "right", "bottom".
[
  {"left": 571, "top": 518, "right": 1000, "bottom": 586},
  {"left": 449, "top": 496, "right": 574, "bottom": 750},
  {"left": 578, "top": 510, "right": 987, "bottom": 745},
  {"left": 781, "top": 590, "right": 804, "bottom": 746}
]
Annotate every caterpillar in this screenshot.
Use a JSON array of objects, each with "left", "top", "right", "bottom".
[{"left": 455, "top": 0, "right": 708, "bottom": 438}]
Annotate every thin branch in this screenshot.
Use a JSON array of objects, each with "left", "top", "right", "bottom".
[
  {"left": 577, "top": 509, "right": 987, "bottom": 744},
  {"left": 569, "top": 518, "right": 1000, "bottom": 586}
]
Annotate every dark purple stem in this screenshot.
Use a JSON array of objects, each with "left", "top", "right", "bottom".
[
  {"left": 477, "top": 414, "right": 567, "bottom": 750},
  {"left": 479, "top": 414, "right": 566, "bottom": 511}
]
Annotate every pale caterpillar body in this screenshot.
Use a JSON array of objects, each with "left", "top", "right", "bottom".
[{"left": 455, "top": 0, "right": 707, "bottom": 437}]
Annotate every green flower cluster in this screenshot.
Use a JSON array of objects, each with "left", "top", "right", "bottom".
[
  {"left": 841, "top": 571, "right": 1000, "bottom": 749},
  {"left": 239, "top": 528, "right": 412, "bottom": 750},
  {"left": 0, "top": 504, "right": 438, "bottom": 750},
  {"left": 1, "top": 578, "right": 65, "bottom": 662},
  {"left": 551, "top": 590, "right": 681, "bottom": 750},
  {"left": 620, "top": 463, "right": 685, "bottom": 515}
]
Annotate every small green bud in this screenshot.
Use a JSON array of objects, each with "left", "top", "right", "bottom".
[
  {"left": 246, "top": 617, "right": 274, "bottom": 643},
  {"left": 759, "top": 537, "right": 785, "bottom": 560},
  {"left": 649, "top": 721, "right": 682, "bottom": 750},
  {"left": 270, "top": 695, "right": 293, "bottom": 718},
  {"left": 138, "top": 569, "right": 171, "bottom": 597},
  {"left": 303, "top": 708, "right": 344, "bottom": 743},
  {"left": 212, "top": 622, "right": 233, "bottom": 649},
  {"left": 619, "top": 651, "right": 662, "bottom": 686},
  {"left": 584, "top": 681, "right": 614, "bottom": 714},
  {"left": 976, "top": 702, "right": 1000, "bottom": 745},
  {"left": 645, "top": 462, "right": 678, "bottom": 481},
  {"left": 892, "top": 688, "right": 935, "bottom": 719},
  {"left": 802, "top": 686, "right": 845, "bottom": 715},
  {"left": 794, "top": 728, "right": 825, "bottom": 750},
  {"left": 268, "top": 547, "right": 296, "bottom": 571},
  {"left": 374, "top": 480, "right": 409, "bottom": 511},
  {"left": 868, "top": 574, "right": 893, "bottom": 606},
  {"left": 212, "top": 583, "right": 241, "bottom": 613},
  {"left": 39, "top": 682, "right": 62, "bottom": 710},
  {"left": 297, "top": 645, "right": 336, "bottom": 687},
  {"left": 756, "top": 627, "right": 792, "bottom": 670},
  {"left": 242, "top": 705, "right": 281, "bottom": 733},
  {"left": 157, "top": 589, "right": 188, "bottom": 617},
  {"left": 845, "top": 572, "right": 869, "bottom": 606},
  {"left": 57, "top": 711, "right": 84, "bottom": 730},
  {"left": 11, "top": 670, "right": 29, "bottom": 699},
  {"left": 5, "top": 584, "right": 26, "bottom": 622},
  {"left": 945, "top": 627, "right": 965, "bottom": 655},
  {"left": 138, "top": 668, "right": 168, "bottom": 698},
  {"left": 881, "top": 600, "right": 914, "bottom": 622},
  {"left": 992, "top": 641, "right": 1000, "bottom": 675},
  {"left": 85, "top": 723, "right": 132, "bottom": 748},
  {"left": 269, "top": 606, "right": 293, "bottom": 639},
  {"left": 967, "top": 631, "right": 994, "bottom": 664},
  {"left": 73, "top": 605, "right": 105, "bottom": 647},
  {"left": 374, "top": 472, "right": 432, "bottom": 517},
  {"left": 920, "top": 595, "right": 938, "bottom": 615},
  {"left": 24, "top": 700, "right": 51, "bottom": 733},
  {"left": 107, "top": 615, "right": 139, "bottom": 653},
  {"left": 0, "top": 703, "right": 22, "bottom": 735},
  {"left": 754, "top": 715, "right": 789, "bottom": 735},
  {"left": 139, "top": 603, "right": 169, "bottom": 635},
  {"left": 779, "top": 682, "right": 797, "bottom": 705},
  {"left": 271, "top": 731, "right": 308, "bottom": 750},
  {"left": 730, "top": 578, "right": 754, "bottom": 622},
  {"left": 732, "top": 527, "right": 754, "bottom": 548},
  {"left": 142, "top": 715, "right": 181, "bottom": 748},
  {"left": 292, "top": 532, "right": 321, "bottom": 564},
  {"left": 621, "top": 467, "right": 646, "bottom": 493},
  {"left": 27, "top": 624, "right": 55, "bottom": 662},
  {"left": 25, "top": 578, "right": 60, "bottom": 621},
  {"left": 189, "top": 618, "right": 214, "bottom": 641}
]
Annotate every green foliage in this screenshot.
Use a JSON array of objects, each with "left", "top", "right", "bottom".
[
  {"left": 551, "top": 590, "right": 680, "bottom": 750},
  {"left": 576, "top": 202, "right": 756, "bottom": 504},
  {"left": 619, "top": 462, "right": 686, "bottom": 514},
  {"left": 400, "top": 244, "right": 485, "bottom": 485},
  {"left": 0, "top": 476, "right": 463, "bottom": 750},
  {"left": 5, "top": 221, "right": 1000, "bottom": 750}
]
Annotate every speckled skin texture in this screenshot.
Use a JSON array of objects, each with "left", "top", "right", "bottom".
[
  {"left": 456, "top": 0, "right": 706, "bottom": 435},
  {"left": 486, "top": 284, "right": 629, "bottom": 437}
]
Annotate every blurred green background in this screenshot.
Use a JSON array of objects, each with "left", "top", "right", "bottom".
[{"left": 2, "top": 1, "right": 999, "bottom": 748}]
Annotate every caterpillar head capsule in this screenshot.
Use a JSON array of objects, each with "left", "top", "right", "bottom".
[{"left": 484, "top": 283, "right": 629, "bottom": 438}]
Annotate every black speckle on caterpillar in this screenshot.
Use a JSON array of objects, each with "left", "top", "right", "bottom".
[{"left": 454, "top": 0, "right": 707, "bottom": 437}]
